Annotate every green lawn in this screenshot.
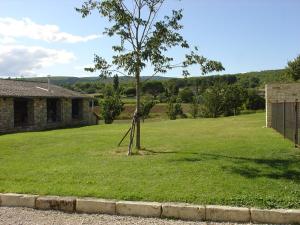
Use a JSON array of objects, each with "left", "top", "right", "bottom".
[{"left": 0, "top": 113, "right": 299, "bottom": 209}]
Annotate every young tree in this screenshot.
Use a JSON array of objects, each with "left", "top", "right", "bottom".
[
  {"left": 223, "top": 84, "right": 246, "bottom": 116},
  {"left": 286, "top": 54, "right": 300, "bottom": 81},
  {"left": 77, "top": 0, "right": 224, "bottom": 155},
  {"left": 201, "top": 84, "right": 225, "bottom": 118},
  {"left": 113, "top": 74, "right": 120, "bottom": 93}
]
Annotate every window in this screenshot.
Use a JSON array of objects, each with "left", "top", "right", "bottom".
[
  {"left": 14, "top": 98, "right": 34, "bottom": 127},
  {"left": 47, "top": 98, "right": 61, "bottom": 123},
  {"left": 72, "top": 99, "right": 83, "bottom": 119}
]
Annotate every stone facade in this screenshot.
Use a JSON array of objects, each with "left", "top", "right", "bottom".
[
  {"left": 265, "top": 83, "right": 300, "bottom": 127},
  {"left": 0, "top": 97, "right": 97, "bottom": 134},
  {"left": 0, "top": 98, "right": 14, "bottom": 131}
]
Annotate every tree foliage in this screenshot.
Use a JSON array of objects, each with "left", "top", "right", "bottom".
[
  {"left": 113, "top": 74, "right": 120, "bottom": 93},
  {"left": 223, "top": 84, "right": 246, "bottom": 116},
  {"left": 286, "top": 55, "right": 300, "bottom": 81},
  {"left": 167, "top": 98, "right": 183, "bottom": 120},
  {"left": 179, "top": 87, "right": 194, "bottom": 103},
  {"left": 245, "top": 90, "right": 265, "bottom": 110},
  {"left": 141, "top": 98, "right": 156, "bottom": 121},
  {"left": 190, "top": 95, "right": 201, "bottom": 118},
  {"left": 201, "top": 84, "right": 225, "bottom": 118},
  {"left": 142, "top": 81, "right": 164, "bottom": 98},
  {"left": 101, "top": 96, "right": 124, "bottom": 124}
]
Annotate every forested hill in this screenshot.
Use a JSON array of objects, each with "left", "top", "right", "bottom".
[
  {"left": 22, "top": 75, "right": 172, "bottom": 85},
  {"left": 14, "top": 68, "right": 289, "bottom": 88}
]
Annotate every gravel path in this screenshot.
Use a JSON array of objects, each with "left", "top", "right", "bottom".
[{"left": 0, "top": 207, "right": 254, "bottom": 225}]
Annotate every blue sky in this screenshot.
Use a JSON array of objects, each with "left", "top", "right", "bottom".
[{"left": 0, "top": 0, "right": 299, "bottom": 78}]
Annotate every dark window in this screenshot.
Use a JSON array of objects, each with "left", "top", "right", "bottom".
[
  {"left": 47, "top": 98, "right": 61, "bottom": 123},
  {"left": 72, "top": 99, "right": 82, "bottom": 119},
  {"left": 14, "top": 98, "right": 34, "bottom": 127}
]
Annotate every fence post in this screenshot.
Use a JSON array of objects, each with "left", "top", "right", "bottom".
[{"left": 295, "top": 100, "right": 298, "bottom": 148}]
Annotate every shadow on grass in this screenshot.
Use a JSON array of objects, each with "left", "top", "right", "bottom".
[
  {"left": 171, "top": 153, "right": 300, "bottom": 183},
  {"left": 138, "top": 148, "right": 178, "bottom": 155},
  {"left": 113, "top": 147, "right": 178, "bottom": 156}
]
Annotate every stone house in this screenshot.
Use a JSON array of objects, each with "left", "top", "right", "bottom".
[{"left": 0, "top": 79, "right": 98, "bottom": 133}]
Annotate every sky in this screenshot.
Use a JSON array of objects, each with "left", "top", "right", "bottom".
[{"left": 0, "top": 0, "right": 299, "bottom": 78}]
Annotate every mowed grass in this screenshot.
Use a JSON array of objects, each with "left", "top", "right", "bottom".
[{"left": 0, "top": 113, "right": 300, "bottom": 209}]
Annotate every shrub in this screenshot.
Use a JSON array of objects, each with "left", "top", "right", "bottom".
[
  {"left": 245, "top": 90, "right": 265, "bottom": 110},
  {"left": 101, "top": 96, "right": 124, "bottom": 124},
  {"left": 158, "top": 93, "right": 168, "bottom": 103},
  {"left": 179, "top": 88, "right": 194, "bottom": 103},
  {"left": 94, "top": 93, "right": 104, "bottom": 99},
  {"left": 141, "top": 99, "right": 156, "bottom": 121},
  {"left": 167, "top": 101, "right": 177, "bottom": 120},
  {"left": 190, "top": 95, "right": 201, "bottom": 118},
  {"left": 167, "top": 98, "right": 183, "bottom": 120},
  {"left": 124, "top": 87, "right": 136, "bottom": 97}
]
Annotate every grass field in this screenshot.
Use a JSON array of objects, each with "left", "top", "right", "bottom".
[{"left": 0, "top": 113, "right": 299, "bottom": 209}]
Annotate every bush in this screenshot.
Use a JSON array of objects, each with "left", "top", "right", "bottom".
[
  {"left": 190, "top": 95, "right": 201, "bottom": 118},
  {"left": 141, "top": 99, "right": 156, "bottom": 121},
  {"left": 179, "top": 88, "right": 194, "bottom": 103},
  {"left": 124, "top": 87, "right": 136, "bottom": 97},
  {"left": 94, "top": 93, "right": 104, "bottom": 99},
  {"left": 245, "top": 90, "right": 265, "bottom": 110},
  {"left": 158, "top": 93, "right": 168, "bottom": 103},
  {"left": 101, "top": 96, "right": 124, "bottom": 124},
  {"left": 167, "top": 98, "right": 183, "bottom": 120}
]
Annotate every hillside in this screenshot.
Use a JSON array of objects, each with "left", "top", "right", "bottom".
[
  {"left": 23, "top": 75, "right": 172, "bottom": 85},
  {"left": 19, "top": 69, "right": 287, "bottom": 86}
]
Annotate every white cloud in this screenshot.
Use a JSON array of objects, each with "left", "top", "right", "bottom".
[
  {"left": 0, "top": 45, "right": 75, "bottom": 76},
  {"left": 0, "top": 36, "right": 15, "bottom": 44},
  {"left": 0, "top": 17, "right": 101, "bottom": 43}
]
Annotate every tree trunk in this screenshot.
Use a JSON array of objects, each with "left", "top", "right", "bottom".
[{"left": 135, "top": 70, "right": 141, "bottom": 150}]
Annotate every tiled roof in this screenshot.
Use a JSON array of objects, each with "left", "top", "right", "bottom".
[{"left": 0, "top": 79, "right": 90, "bottom": 98}]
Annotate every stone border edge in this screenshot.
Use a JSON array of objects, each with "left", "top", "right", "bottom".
[{"left": 0, "top": 193, "right": 299, "bottom": 224}]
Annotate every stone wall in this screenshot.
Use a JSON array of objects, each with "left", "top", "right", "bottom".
[
  {"left": 62, "top": 98, "right": 72, "bottom": 125},
  {"left": 0, "top": 98, "right": 14, "bottom": 131},
  {"left": 0, "top": 97, "right": 97, "bottom": 134},
  {"left": 34, "top": 98, "right": 47, "bottom": 127},
  {"left": 265, "top": 83, "right": 300, "bottom": 127}
]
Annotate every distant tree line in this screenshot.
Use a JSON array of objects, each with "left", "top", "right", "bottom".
[{"left": 61, "top": 67, "right": 298, "bottom": 122}]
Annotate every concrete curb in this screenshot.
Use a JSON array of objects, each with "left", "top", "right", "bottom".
[
  {"left": 116, "top": 200, "right": 161, "bottom": 217},
  {"left": 251, "top": 208, "right": 300, "bottom": 224},
  {"left": 0, "top": 193, "right": 37, "bottom": 208},
  {"left": 206, "top": 205, "right": 250, "bottom": 223},
  {"left": 76, "top": 198, "right": 116, "bottom": 215},
  {"left": 0, "top": 193, "right": 299, "bottom": 224},
  {"left": 161, "top": 203, "right": 205, "bottom": 221},
  {"left": 35, "top": 196, "right": 76, "bottom": 213}
]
